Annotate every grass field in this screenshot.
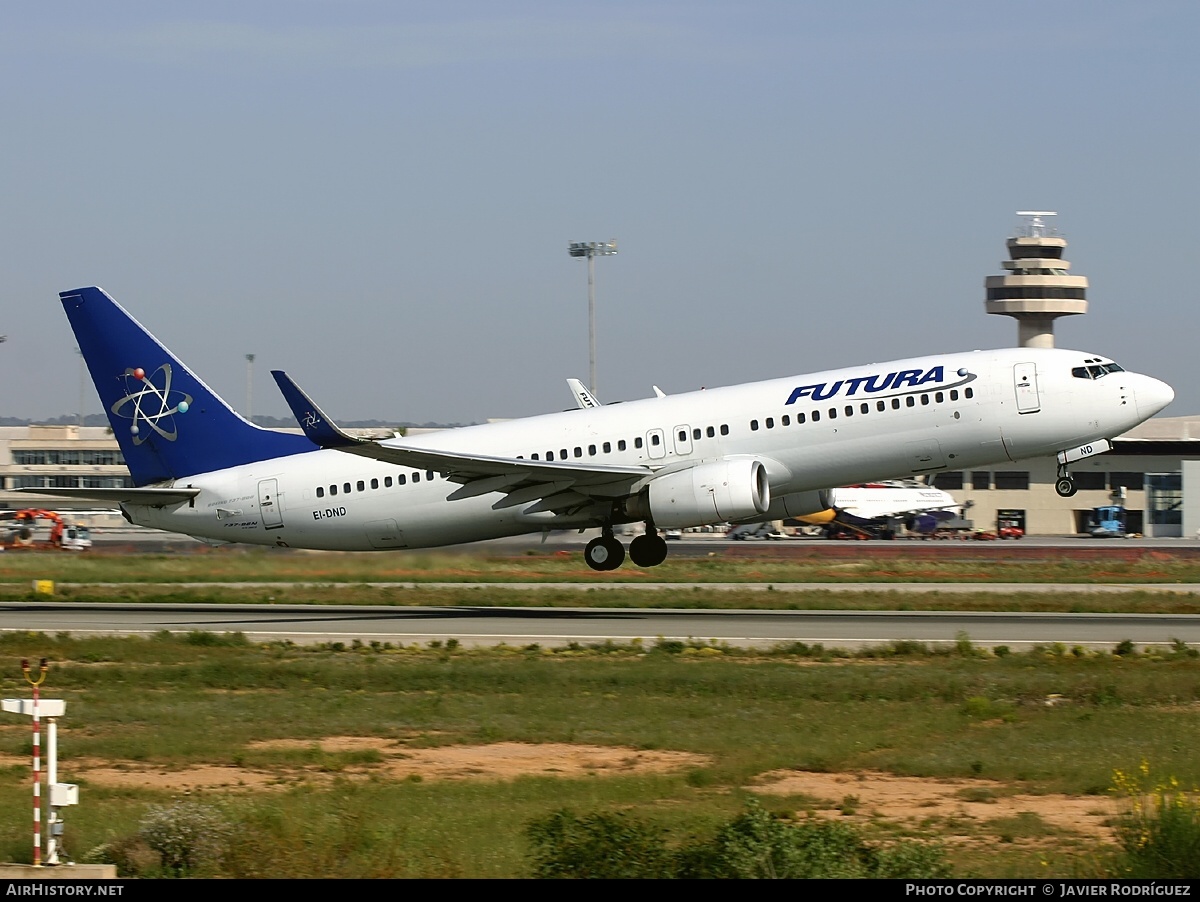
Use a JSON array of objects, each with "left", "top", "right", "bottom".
[
  {"left": 0, "top": 629, "right": 1197, "bottom": 878},
  {"left": 2, "top": 547, "right": 1200, "bottom": 614},
  {"left": 2, "top": 545, "right": 1200, "bottom": 585},
  {"left": 0, "top": 549, "right": 1196, "bottom": 878}
]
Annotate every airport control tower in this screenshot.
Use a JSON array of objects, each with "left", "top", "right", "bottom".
[{"left": 984, "top": 212, "right": 1088, "bottom": 348}]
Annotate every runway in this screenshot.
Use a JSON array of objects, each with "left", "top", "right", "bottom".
[{"left": 4, "top": 601, "right": 1199, "bottom": 650}]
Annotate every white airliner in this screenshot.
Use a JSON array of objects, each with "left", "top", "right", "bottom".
[
  {"left": 26, "top": 287, "right": 1173, "bottom": 571},
  {"left": 796, "top": 481, "right": 962, "bottom": 538}
]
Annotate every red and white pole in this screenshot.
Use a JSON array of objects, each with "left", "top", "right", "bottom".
[{"left": 22, "top": 659, "right": 48, "bottom": 868}]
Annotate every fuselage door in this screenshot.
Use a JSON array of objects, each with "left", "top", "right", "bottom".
[
  {"left": 366, "top": 519, "right": 407, "bottom": 549},
  {"left": 646, "top": 428, "right": 667, "bottom": 460},
  {"left": 672, "top": 425, "right": 693, "bottom": 457},
  {"left": 1013, "top": 363, "right": 1041, "bottom": 414},
  {"left": 258, "top": 478, "right": 284, "bottom": 530},
  {"left": 905, "top": 439, "right": 946, "bottom": 473}
]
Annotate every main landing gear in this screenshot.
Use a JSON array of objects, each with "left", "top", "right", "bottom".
[
  {"left": 584, "top": 526, "right": 669, "bottom": 571},
  {"left": 584, "top": 530, "right": 624, "bottom": 571},
  {"left": 1055, "top": 463, "right": 1078, "bottom": 498}
]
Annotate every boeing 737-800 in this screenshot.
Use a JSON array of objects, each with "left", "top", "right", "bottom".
[{"left": 26, "top": 287, "right": 1173, "bottom": 570}]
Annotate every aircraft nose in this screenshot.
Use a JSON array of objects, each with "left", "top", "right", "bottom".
[{"left": 1135, "top": 375, "right": 1175, "bottom": 419}]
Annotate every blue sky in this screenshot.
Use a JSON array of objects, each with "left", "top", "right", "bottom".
[{"left": 2, "top": 1, "right": 1197, "bottom": 424}]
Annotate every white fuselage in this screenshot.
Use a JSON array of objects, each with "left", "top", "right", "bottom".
[{"left": 123, "top": 347, "right": 1168, "bottom": 550}]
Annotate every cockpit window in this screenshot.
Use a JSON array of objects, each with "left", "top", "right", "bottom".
[{"left": 1072, "top": 362, "right": 1125, "bottom": 380}]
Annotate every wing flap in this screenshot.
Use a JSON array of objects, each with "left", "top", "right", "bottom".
[{"left": 522, "top": 491, "right": 594, "bottom": 515}]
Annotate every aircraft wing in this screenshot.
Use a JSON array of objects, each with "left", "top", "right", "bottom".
[
  {"left": 14, "top": 487, "right": 201, "bottom": 506},
  {"left": 273, "top": 371, "right": 656, "bottom": 513}
]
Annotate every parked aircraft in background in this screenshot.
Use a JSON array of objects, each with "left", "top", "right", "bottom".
[
  {"left": 25, "top": 286, "right": 1173, "bottom": 571},
  {"left": 796, "top": 481, "right": 962, "bottom": 538}
]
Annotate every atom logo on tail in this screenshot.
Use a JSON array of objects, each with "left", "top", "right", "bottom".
[{"left": 110, "top": 365, "right": 193, "bottom": 444}]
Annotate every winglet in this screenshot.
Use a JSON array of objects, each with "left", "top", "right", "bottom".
[
  {"left": 566, "top": 378, "right": 601, "bottom": 409},
  {"left": 271, "top": 371, "right": 364, "bottom": 449}
]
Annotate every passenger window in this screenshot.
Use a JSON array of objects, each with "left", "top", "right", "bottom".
[
  {"left": 965, "top": 387, "right": 974, "bottom": 399},
  {"left": 935, "top": 392, "right": 943, "bottom": 403},
  {"left": 546, "top": 451, "right": 554, "bottom": 461},
  {"left": 426, "top": 471, "right": 434, "bottom": 480},
  {"left": 765, "top": 417, "right": 774, "bottom": 429},
  {"left": 892, "top": 399, "right": 901, "bottom": 409},
  {"left": 921, "top": 394, "right": 930, "bottom": 405},
  {"left": 384, "top": 476, "right": 393, "bottom": 487},
  {"left": 330, "top": 485, "right": 337, "bottom": 496},
  {"left": 720, "top": 424, "right": 729, "bottom": 436},
  {"left": 812, "top": 410, "right": 821, "bottom": 422},
  {"left": 635, "top": 437, "right": 643, "bottom": 449},
  {"left": 860, "top": 403, "right": 868, "bottom": 414},
  {"left": 412, "top": 473, "right": 420, "bottom": 483},
  {"left": 751, "top": 419, "right": 759, "bottom": 431},
  {"left": 603, "top": 442, "right": 611, "bottom": 453},
  {"left": 560, "top": 449, "right": 567, "bottom": 459},
  {"left": 797, "top": 412, "right": 806, "bottom": 424},
  {"left": 370, "top": 478, "right": 379, "bottom": 489},
  {"left": 949, "top": 390, "right": 958, "bottom": 401},
  {"left": 828, "top": 408, "right": 837, "bottom": 419},
  {"left": 781, "top": 415, "right": 790, "bottom": 426},
  {"left": 574, "top": 447, "right": 582, "bottom": 458},
  {"left": 877, "top": 401, "right": 885, "bottom": 411},
  {"left": 588, "top": 444, "right": 596, "bottom": 455},
  {"left": 397, "top": 474, "right": 407, "bottom": 485},
  {"left": 906, "top": 396, "right": 915, "bottom": 407},
  {"left": 651, "top": 434, "right": 661, "bottom": 446},
  {"left": 316, "top": 486, "right": 325, "bottom": 498},
  {"left": 844, "top": 406, "right": 853, "bottom": 417},
  {"left": 706, "top": 426, "right": 715, "bottom": 438},
  {"left": 618, "top": 439, "right": 627, "bottom": 451},
  {"left": 357, "top": 480, "right": 365, "bottom": 492},
  {"left": 692, "top": 428, "right": 700, "bottom": 441},
  {"left": 532, "top": 453, "right": 539, "bottom": 460},
  {"left": 343, "top": 483, "right": 351, "bottom": 493}
]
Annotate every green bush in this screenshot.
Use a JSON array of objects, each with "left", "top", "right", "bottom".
[
  {"left": 525, "top": 801, "right": 951, "bottom": 879},
  {"left": 525, "top": 809, "right": 674, "bottom": 878}
]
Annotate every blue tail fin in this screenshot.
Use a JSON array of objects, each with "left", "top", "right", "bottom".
[{"left": 62, "top": 287, "right": 316, "bottom": 485}]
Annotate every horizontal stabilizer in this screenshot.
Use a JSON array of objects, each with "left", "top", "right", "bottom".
[{"left": 15, "top": 486, "right": 200, "bottom": 506}]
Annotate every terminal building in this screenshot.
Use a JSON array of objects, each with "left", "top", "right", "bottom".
[{"left": 3, "top": 214, "right": 1198, "bottom": 538}]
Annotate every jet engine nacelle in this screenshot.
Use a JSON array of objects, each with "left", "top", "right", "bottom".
[
  {"left": 640, "top": 458, "right": 771, "bottom": 528},
  {"left": 759, "top": 489, "right": 834, "bottom": 521}
]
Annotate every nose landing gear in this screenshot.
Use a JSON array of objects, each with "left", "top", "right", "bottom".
[{"left": 1055, "top": 464, "right": 1078, "bottom": 498}]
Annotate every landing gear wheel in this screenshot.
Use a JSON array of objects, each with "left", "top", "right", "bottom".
[
  {"left": 1055, "top": 477, "right": 1077, "bottom": 498},
  {"left": 629, "top": 533, "right": 669, "bottom": 568},
  {"left": 584, "top": 535, "right": 625, "bottom": 571}
]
